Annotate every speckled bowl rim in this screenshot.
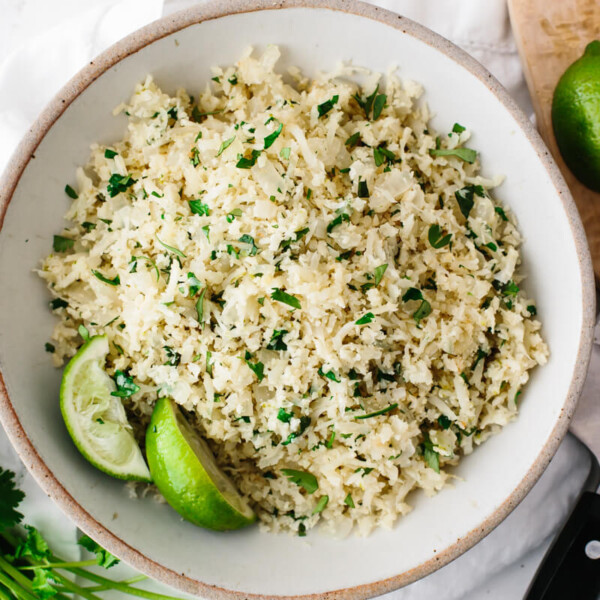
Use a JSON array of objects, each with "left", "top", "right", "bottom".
[{"left": 0, "top": 0, "right": 595, "bottom": 598}]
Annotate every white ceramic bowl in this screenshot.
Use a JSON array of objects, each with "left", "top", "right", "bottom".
[{"left": 0, "top": 1, "right": 594, "bottom": 598}]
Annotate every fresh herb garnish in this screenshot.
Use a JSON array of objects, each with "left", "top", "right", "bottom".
[
  {"left": 267, "top": 329, "right": 288, "bottom": 351},
  {"left": 281, "top": 469, "right": 318, "bottom": 494},
  {"left": 44, "top": 342, "right": 55, "bottom": 353},
  {"left": 217, "top": 136, "right": 235, "bottom": 157},
  {"left": 344, "top": 493, "right": 355, "bottom": 508},
  {"left": 354, "top": 403, "right": 398, "bottom": 419},
  {"left": 111, "top": 370, "right": 139, "bottom": 398},
  {"left": 355, "top": 312, "right": 375, "bottom": 325},
  {"left": 437, "top": 415, "right": 452, "bottom": 429},
  {"left": 277, "top": 408, "right": 293, "bottom": 423},
  {"left": 92, "top": 270, "right": 120, "bottom": 286},
  {"left": 226, "top": 208, "right": 243, "bottom": 223},
  {"left": 238, "top": 234, "right": 259, "bottom": 256},
  {"left": 271, "top": 288, "right": 301, "bottom": 310},
  {"left": 317, "top": 95, "right": 339, "bottom": 118},
  {"left": 495, "top": 206, "right": 508, "bottom": 221},
  {"left": 372, "top": 93, "right": 387, "bottom": 120},
  {"left": 280, "top": 227, "right": 309, "bottom": 251},
  {"left": 195, "top": 288, "right": 207, "bottom": 325},
  {"left": 64, "top": 184, "right": 78, "bottom": 199},
  {"left": 318, "top": 367, "right": 340, "bottom": 383},
  {"left": 228, "top": 74, "right": 238, "bottom": 85},
  {"left": 163, "top": 346, "right": 181, "bottom": 367},
  {"left": 527, "top": 304, "right": 537, "bottom": 316},
  {"left": 190, "top": 147, "right": 200, "bottom": 166},
  {"left": 236, "top": 149, "right": 261, "bottom": 168},
  {"left": 156, "top": 235, "right": 186, "bottom": 258},
  {"left": 428, "top": 224, "right": 452, "bottom": 249},
  {"left": 345, "top": 132, "right": 361, "bottom": 149},
  {"left": 326, "top": 212, "right": 350, "bottom": 233},
  {"left": 312, "top": 495, "right": 329, "bottom": 515},
  {"left": 422, "top": 433, "right": 440, "bottom": 473},
  {"left": 402, "top": 288, "right": 432, "bottom": 324},
  {"left": 353, "top": 84, "right": 385, "bottom": 120},
  {"left": 374, "top": 264, "right": 388, "bottom": 285},
  {"left": 455, "top": 184, "right": 485, "bottom": 219},
  {"left": 429, "top": 147, "right": 477, "bottom": 163},
  {"left": 188, "top": 200, "right": 210, "bottom": 217},
  {"left": 244, "top": 351, "right": 265, "bottom": 382},
  {"left": 81, "top": 221, "right": 96, "bottom": 232},
  {"left": 452, "top": 123, "right": 466, "bottom": 133},
  {"left": 373, "top": 145, "right": 397, "bottom": 167},
  {"left": 78, "top": 324, "right": 90, "bottom": 341},
  {"left": 263, "top": 121, "right": 282, "bottom": 149},
  {"left": 106, "top": 173, "right": 137, "bottom": 197},
  {"left": 357, "top": 179, "right": 369, "bottom": 198},
  {"left": 53, "top": 235, "right": 74, "bottom": 252},
  {"left": 282, "top": 416, "right": 311, "bottom": 446},
  {"left": 104, "top": 149, "right": 118, "bottom": 159},
  {"left": 187, "top": 272, "right": 203, "bottom": 296}
]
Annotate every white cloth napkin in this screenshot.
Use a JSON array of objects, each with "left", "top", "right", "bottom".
[{"left": 0, "top": 1, "right": 593, "bottom": 598}]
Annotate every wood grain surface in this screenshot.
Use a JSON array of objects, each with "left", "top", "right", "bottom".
[{"left": 508, "top": 0, "right": 600, "bottom": 280}]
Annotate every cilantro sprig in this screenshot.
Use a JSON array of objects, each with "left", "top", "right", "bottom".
[{"left": 0, "top": 466, "right": 184, "bottom": 600}]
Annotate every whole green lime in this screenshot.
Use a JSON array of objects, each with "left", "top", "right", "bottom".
[{"left": 552, "top": 40, "right": 600, "bottom": 192}]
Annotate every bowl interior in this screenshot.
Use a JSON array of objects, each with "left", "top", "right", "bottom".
[{"left": 0, "top": 4, "right": 591, "bottom": 597}]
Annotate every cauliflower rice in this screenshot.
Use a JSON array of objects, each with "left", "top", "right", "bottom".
[{"left": 40, "top": 46, "right": 548, "bottom": 537}]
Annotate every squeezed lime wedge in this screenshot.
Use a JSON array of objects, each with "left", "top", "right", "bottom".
[{"left": 60, "top": 335, "right": 151, "bottom": 481}]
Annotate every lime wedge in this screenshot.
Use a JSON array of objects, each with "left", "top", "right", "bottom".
[
  {"left": 60, "top": 335, "right": 151, "bottom": 482},
  {"left": 145, "top": 397, "right": 256, "bottom": 531}
]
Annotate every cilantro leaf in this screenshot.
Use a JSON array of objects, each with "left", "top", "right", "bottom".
[
  {"left": 317, "top": 95, "right": 339, "bottom": 118},
  {"left": 196, "top": 288, "right": 207, "bottom": 325},
  {"left": 354, "top": 403, "right": 398, "bottom": 419},
  {"left": 267, "top": 329, "right": 288, "bottom": 351},
  {"left": 372, "top": 93, "right": 387, "bottom": 120},
  {"left": 244, "top": 351, "right": 265, "bottom": 382},
  {"left": 32, "top": 569, "right": 58, "bottom": 599},
  {"left": 91, "top": 270, "right": 120, "bottom": 286},
  {"left": 189, "top": 200, "right": 210, "bottom": 216},
  {"left": 454, "top": 184, "right": 485, "bottom": 219},
  {"left": 344, "top": 493, "right": 355, "bottom": 508},
  {"left": 156, "top": 235, "right": 186, "bottom": 259},
  {"left": 326, "top": 212, "right": 350, "bottom": 233},
  {"left": 437, "top": 415, "right": 452, "bottom": 429},
  {"left": 345, "top": 132, "right": 361, "bottom": 149},
  {"left": 428, "top": 224, "right": 452, "bottom": 249},
  {"left": 110, "top": 370, "right": 139, "bottom": 398},
  {"left": 374, "top": 264, "right": 388, "bottom": 286},
  {"left": 318, "top": 367, "right": 340, "bottom": 383},
  {"left": 271, "top": 288, "right": 301, "bottom": 310},
  {"left": 53, "top": 235, "right": 74, "bottom": 253},
  {"left": 282, "top": 416, "right": 311, "bottom": 445},
  {"left": 106, "top": 173, "right": 137, "bottom": 197},
  {"left": 64, "top": 184, "right": 78, "bottom": 199},
  {"left": 452, "top": 123, "right": 466, "bottom": 133},
  {"left": 357, "top": 179, "right": 369, "bottom": 198},
  {"left": 429, "top": 147, "right": 477, "bottom": 163},
  {"left": 355, "top": 312, "right": 375, "bottom": 325},
  {"left": 277, "top": 408, "right": 293, "bottom": 423},
  {"left": 163, "top": 346, "right": 181, "bottom": 367},
  {"left": 78, "top": 534, "right": 120, "bottom": 569},
  {"left": 238, "top": 234, "right": 259, "bottom": 256},
  {"left": 0, "top": 467, "right": 25, "bottom": 531},
  {"left": 495, "top": 206, "right": 508, "bottom": 221},
  {"left": 263, "top": 121, "right": 283, "bottom": 149},
  {"left": 104, "top": 149, "right": 118, "bottom": 159},
  {"left": 281, "top": 468, "right": 318, "bottom": 494},
  {"left": 422, "top": 433, "right": 440, "bottom": 473},
  {"left": 236, "top": 149, "right": 261, "bottom": 169},
  {"left": 402, "top": 288, "right": 432, "bottom": 323},
  {"left": 217, "top": 136, "right": 235, "bottom": 157},
  {"left": 312, "top": 495, "right": 329, "bottom": 515},
  {"left": 15, "top": 526, "right": 51, "bottom": 560}
]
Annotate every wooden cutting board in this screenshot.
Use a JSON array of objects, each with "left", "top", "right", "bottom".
[{"left": 507, "top": 0, "right": 600, "bottom": 280}]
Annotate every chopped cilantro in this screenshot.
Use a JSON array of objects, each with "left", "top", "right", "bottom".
[
  {"left": 91, "top": 270, "right": 120, "bottom": 286},
  {"left": 104, "top": 149, "right": 118, "bottom": 159},
  {"left": 78, "top": 324, "right": 90, "bottom": 341},
  {"left": 437, "top": 415, "right": 452, "bottom": 429},
  {"left": 455, "top": 184, "right": 485, "bottom": 219},
  {"left": 372, "top": 93, "right": 387, "bottom": 120},
  {"left": 195, "top": 288, "right": 207, "bottom": 325},
  {"left": 236, "top": 149, "right": 261, "bottom": 168},
  {"left": 355, "top": 312, "right": 375, "bottom": 325},
  {"left": 156, "top": 235, "right": 186, "bottom": 258},
  {"left": 64, "top": 184, "right": 78, "bottom": 199},
  {"left": 495, "top": 206, "right": 508, "bottom": 221},
  {"left": 238, "top": 234, "right": 259, "bottom": 256},
  {"left": 428, "top": 224, "right": 452, "bottom": 249},
  {"left": 344, "top": 493, "right": 355, "bottom": 508},
  {"left": 267, "top": 329, "right": 288, "bottom": 351},
  {"left": 106, "top": 173, "right": 137, "bottom": 197},
  {"left": 318, "top": 367, "right": 340, "bottom": 383},
  {"left": 312, "top": 495, "right": 329, "bottom": 515},
  {"left": 81, "top": 221, "right": 96, "bottom": 232},
  {"left": 354, "top": 403, "right": 398, "bottom": 419},
  {"left": 44, "top": 343, "right": 55, "bottom": 353},
  {"left": 452, "top": 123, "right": 466, "bottom": 133},
  {"left": 111, "top": 370, "right": 139, "bottom": 398},
  {"left": 374, "top": 264, "right": 388, "bottom": 285},
  {"left": 326, "top": 212, "right": 350, "bottom": 233},
  {"left": 282, "top": 416, "right": 311, "bottom": 445},
  {"left": 317, "top": 95, "right": 339, "bottom": 118},
  {"left": 527, "top": 304, "right": 537, "bottom": 316},
  {"left": 244, "top": 351, "right": 265, "bottom": 382},
  {"left": 263, "top": 121, "right": 283, "bottom": 149},
  {"left": 429, "top": 147, "right": 477, "bottom": 163},
  {"left": 271, "top": 288, "right": 301, "bottom": 309},
  {"left": 345, "top": 132, "right": 361, "bottom": 149},
  {"left": 280, "top": 227, "right": 310, "bottom": 251},
  {"left": 422, "top": 433, "right": 440, "bottom": 473},
  {"left": 163, "top": 346, "right": 181, "bottom": 367},
  {"left": 217, "top": 136, "right": 235, "bottom": 157},
  {"left": 277, "top": 408, "right": 293, "bottom": 423},
  {"left": 357, "top": 179, "right": 369, "bottom": 198},
  {"left": 402, "top": 288, "right": 432, "bottom": 324},
  {"left": 53, "top": 235, "right": 74, "bottom": 252},
  {"left": 281, "top": 468, "right": 318, "bottom": 494},
  {"left": 226, "top": 208, "right": 243, "bottom": 223}
]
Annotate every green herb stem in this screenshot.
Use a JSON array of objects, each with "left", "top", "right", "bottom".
[
  {"left": 18, "top": 559, "right": 98, "bottom": 570},
  {"left": 0, "top": 570, "right": 38, "bottom": 600}
]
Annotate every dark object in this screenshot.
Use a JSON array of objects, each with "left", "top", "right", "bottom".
[{"left": 525, "top": 490, "right": 600, "bottom": 599}]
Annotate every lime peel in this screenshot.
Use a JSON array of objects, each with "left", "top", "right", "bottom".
[{"left": 146, "top": 398, "right": 256, "bottom": 531}]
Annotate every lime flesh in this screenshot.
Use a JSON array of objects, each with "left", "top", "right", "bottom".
[
  {"left": 145, "top": 398, "right": 256, "bottom": 531},
  {"left": 60, "top": 336, "right": 151, "bottom": 481},
  {"left": 552, "top": 40, "right": 600, "bottom": 192}
]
